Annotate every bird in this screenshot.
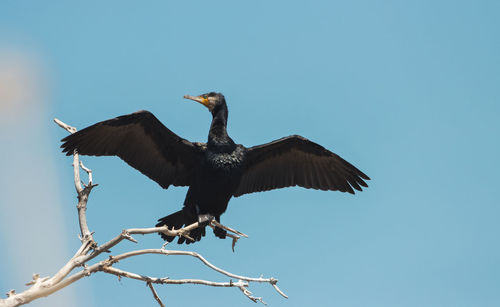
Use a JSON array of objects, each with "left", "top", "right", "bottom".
[{"left": 61, "top": 92, "right": 369, "bottom": 244}]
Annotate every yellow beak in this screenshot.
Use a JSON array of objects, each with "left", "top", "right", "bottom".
[{"left": 184, "top": 95, "right": 211, "bottom": 109}]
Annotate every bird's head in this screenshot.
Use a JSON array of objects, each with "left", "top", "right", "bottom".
[{"left": 184, "top": 92, "right": 226, "bottom": 115}]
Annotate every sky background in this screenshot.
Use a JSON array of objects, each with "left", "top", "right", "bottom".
[{"left": 0, "top": 1, "right": 499, "bottom": 306}]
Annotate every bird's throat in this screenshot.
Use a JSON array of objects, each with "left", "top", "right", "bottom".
[{"left": 208, "top": 107, "right": 233, "bottom": 149}]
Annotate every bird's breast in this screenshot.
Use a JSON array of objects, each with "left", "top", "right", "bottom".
[
  {"left": 204, "top": 146, "right": 246, "bottom": 172},
  {"left": 192, "top": 146, "right": 246, "bottom": 197}
]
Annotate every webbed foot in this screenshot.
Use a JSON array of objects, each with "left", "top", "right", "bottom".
[{"left": 213, "top": 226, "right": 227, "bottom": 239}]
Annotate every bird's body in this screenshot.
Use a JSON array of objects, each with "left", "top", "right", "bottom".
[
  {"left": 61, "top": 92, "right": 369, "bottom": 244},
  {"left": 184, "top": 144, "right": 245, "bottom": 222},
  {"left": 191, "top": 145, "right": 245, "bottom": 216}
]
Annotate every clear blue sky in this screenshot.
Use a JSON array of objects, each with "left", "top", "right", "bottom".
[{"left": 1, "top": 1, "right": 499, "bottom": 306}]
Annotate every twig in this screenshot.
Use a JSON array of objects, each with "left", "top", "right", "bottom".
[
  {"left": 147, "top": 282, "right": 165, "bottom": 307},
  {"left": 53, "top": 118, "right": 77, "bottom": 134},
  {"left": 238, "top": 284, "right": 267, "bottom": 304},
  {"left": 211, "top": 219, "right": 248, "bottom": 238},
  {"left": 208, "top": 223, "right": 240, "bottom": 252},
  {"left": 79, "top": 161, "right": 93, "bottom": 185}
]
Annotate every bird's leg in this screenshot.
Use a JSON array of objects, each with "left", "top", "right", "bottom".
[
  {"left": 198, "top": 214, "right": 228, "bottom": 239},
  {"left": 197, "top": 213, "right": 214, "bottom": 226},
  {"left": 213, "top": 216, "right": 227, "bottom": 239}
]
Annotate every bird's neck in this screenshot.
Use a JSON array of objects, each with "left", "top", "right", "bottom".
[{"left": 208, "top": 107, "right": 233, "bottom": 149}]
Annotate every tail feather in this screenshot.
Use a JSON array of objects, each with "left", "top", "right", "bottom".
[
  {"left": 156, "top": 210, "right": 206, "bottom": 244},
  {"left": 156, "top": 210, "right": 186, "bottom": 242}
]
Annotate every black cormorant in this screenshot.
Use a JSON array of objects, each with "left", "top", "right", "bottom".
[{"left": 61, "top": 92, "right": 369, "bottom": 244}]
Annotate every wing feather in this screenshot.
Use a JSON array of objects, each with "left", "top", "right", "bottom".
[
  {"left": 234, "top": 135, "right": 369, "bottom": 197},
  {"left": 61, "top": 110, "right": 205, "bottom": 189}
]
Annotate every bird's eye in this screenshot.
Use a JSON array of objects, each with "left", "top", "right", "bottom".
[{"left": 202, "top": 95, "right": 208, "bottom": 99}]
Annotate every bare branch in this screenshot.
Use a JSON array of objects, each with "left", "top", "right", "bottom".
[
  {"left": 101, "top": 266, "right": 267, "bottom": 304},
  {"left": 53, "top": 119, "right": 96, "bottom": 243},
  {"left": 53, "top": 118, "right": 77, "bottom": 134},
  {"left": 238, "top": 285, "right": 267, "bottom": 305},
  {"left": 147, "top": 282, "right": 165, "bottom": 307},
  {"left": 79, "top": 161, "right": 93, "bottom": 185},
  {"left": 102, "top": 266, "right": 247, "bottom": 288}
]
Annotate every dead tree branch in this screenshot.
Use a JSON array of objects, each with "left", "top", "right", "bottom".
[{"left": 0, "top": 119, "right": 287, "bottom": 307}]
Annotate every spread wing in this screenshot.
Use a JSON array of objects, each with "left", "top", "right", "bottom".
[
  {"left": 61, "top": 110, "right": 206, "bottom": 189},
  {"left": 234, "top": 135, "right": 369, "bottom": 197}
]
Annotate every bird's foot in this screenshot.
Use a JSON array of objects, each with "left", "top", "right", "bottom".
[
  {"left": 210, "top": 220, "right": 249, "bottom": 238},
  {"left": 213, "top": 226, "right": 227, "bottom": 239}
]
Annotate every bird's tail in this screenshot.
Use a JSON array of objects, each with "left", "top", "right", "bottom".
[
  {"left": 156, "top": 210, "right": 186, "bottom": 242},
  {"left": 156, "top": 210, "right": 205, "bottom": 244}
]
